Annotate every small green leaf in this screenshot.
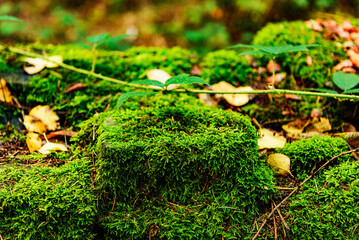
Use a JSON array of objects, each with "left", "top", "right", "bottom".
[
  {"left": 72, "top": 43, "right": 92, "bottom": 50},
  {"left": 343, "top": 88, "right": 359, "bottom": 94},
  {"left": 116, "top": 92, "right": 157, "bottom": 110},
  {"left": 164, "top": 74, "right": 209, "bottom": 87},
  {"left": 230, "top": 43, "right": 320, "bottom": 55},
  {"left": 86, "top": 33, "right": 110, "bottom": 44},
  {"left": 239, "top": 50, "right": 267, "bottom": 55},
  {"left": 333, "top": 71, "right": 359, "bottom": 90},
  {"left": 0, "top": 15, "right": 23, "bottom": 22},
  {"left": 131, "top": 80, "right": 164, "bottom": 88},
  {"left": 96, "top": 34, "right": 130, "bottom": 48}
]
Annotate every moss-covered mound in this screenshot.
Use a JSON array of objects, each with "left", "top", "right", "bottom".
[
  {"left": 279, "top": 136, "right": 351, "bottom": 179},
  {"left": 288, "top": 160, "right": 359, "bottom": 239},
  {"left": 0, "top": 159, "right": 96, "bottom": 239},
  {"left": 252, "top": 21, "right": 345, "bottom": 88},
  {"left": 72, "top": 100, "right": 275, "bottom": 239},
  {"left": 200, "top": 49, "right": 254, "bottom": 86}
]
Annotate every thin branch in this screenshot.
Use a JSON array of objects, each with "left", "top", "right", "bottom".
[
  {"left": 252, "top": 148, "right": 359, "bottom": 240},
  {"left": 5, "top": 46, "right": 359, "bottom": 101}
]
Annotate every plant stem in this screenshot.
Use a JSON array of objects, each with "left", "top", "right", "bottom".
[
  {"left": 272, "top": 56, "right": 276, "bottom": 89},
  {"left": 91, "top": 45, "right": 96, "bottom": 74},
  {"left": 6, "top": 46, "right": 359, "bottom": 101}
]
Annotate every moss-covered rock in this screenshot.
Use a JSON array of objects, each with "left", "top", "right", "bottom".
[
  {"left": 200, "top": 49, "right": 254, "bottom": 86},
  {"left": 0, "top": 159, "right": 96, "bottom": 239},
  {"left": 278, "top": 136, "right": 351, "bottom": 179},
  {"left": 72, "top": 99, "right": 275, "bottom": 238},
  {"left": 252, "top": 21, "right": 345, "bottom": 88},
  {"left": 288, "top": 160, "right": 359, "bottom": 239}
]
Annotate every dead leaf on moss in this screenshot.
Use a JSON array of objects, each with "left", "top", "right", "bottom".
[
  {"left": 347, "top": 132, "right": 359, "bottom": 160},
  {"left": 26, "top": 132, "right": 42, "bottom": 153},
  {"left": 146, "top": 69, "right": 179, "bottom": 90},
  {"left": 0, "top": 78, "right": 13, "bottom": 103},
  {"left": 258, "top": 128, "right": 286, "bottom": 149},
  {"left": 23, "top": 56, "right": 63, "bottom": 74},
  {"left": 29, "top": 105, "right": 59, "bottom": 131},
  {"left": 267, "top": 153, "right": 293, "bottom": 177},
  {"left": 46, "top": 130, "right": 77, "bottom": 140},
  {"left": 38, "top": 142, "right": 68, "bottom": 155},
  {"left": 211, "top": 81, "right": 253, "bottom": 106},
  {"left": 65, "top": 82, "right": 87, "bottom": 93},
  {"left": 347, "top": 50, "right": 359, "bottom": 68},
  {"left": 24, "top": 115, "right": 47, "bottom": 133}
]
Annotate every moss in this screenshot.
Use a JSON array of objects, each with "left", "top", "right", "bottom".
[
  {"left": 252, "top": 21, "right": 345, "bottom": 88},
  {"left": 278, "top": 136, "right": 351, "bottom": 179},
  {"left": 288, "top": 160, "right": 359, "bottom": 239},
  {"left": 200, "top": 49, "right": 254, "bottom": 86},
  {"left": 72, "top": 99, "right": 275, "bottom": 238},
  {"left": 0, "top": 158, "right": 96, "bottom": 239}
]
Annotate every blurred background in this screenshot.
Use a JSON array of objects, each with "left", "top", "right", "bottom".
[{"left": 1, "top": 0, "right": 359, "bottom": 53}]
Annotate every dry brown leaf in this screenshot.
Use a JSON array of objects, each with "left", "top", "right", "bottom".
[
  {"left": 282, "top": 119, "right": 310, "bottom": 136},
  {"left": 38, "top": 142, "right": 68, "bottom": 155},
  {"left": 211, "top": 81, "right": 253, "bottom": 106},
  {"left": 24, "top": 115, "right": 47, "bottom": 133},
  {"left": 258, "top": 128, "right": 286, "bottom": 149},
  {"left": 46, "top": 130, "right": 77, "bottom": 139},
  {"left": 308, "top": 117, "right": 332, "bottom": 133},
  {"left": 65, "top": 82, "right": 87, "bottom": 93},
  {"left": 347, "top": 132, "right": 359, "bottom": 160},
  {"left": 0, "top": 78, "right": 13, "bottom": 103},
  {"left": 267, "top": 153, "right": 293, "bottom": 177},
  {"left": 334, "top": 59, "right": 353, "bottom": 72},
  {"left": 29, "top": 105, "right": 59, "bottom": 131},
  {"left": 266, "top": 72, "right": 286, "bottom": 84},
  {"left": 146, "top": 69, "right": 179, "bottom": 90},
  {"left": 347, "top": 50, "right": 359, "bottom": 68},
  {"left": 26, "top": 132, "right": 42, "bottom": 153}
]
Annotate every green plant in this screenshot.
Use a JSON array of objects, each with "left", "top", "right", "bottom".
[
  {"left": 333, "top": 71, "right": 359, "bottom": 93},
  {"left": 76, "top": 33, "right": 129, "bottom": 73},
  {"left": 229, "top": 43, "right": 319, "bottom": 88}
]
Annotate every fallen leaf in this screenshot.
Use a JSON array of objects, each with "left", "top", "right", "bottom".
[
  {"left": 38, "top": 142, "right": 68, "bottom": 155},
  {"left": 23, "top": 57, "right": 46, "bottom": 74},
  {"left": 45, "top": 55, "right": 63, "bottom": 68},
  {"left": 26, "top": 132, "right": 42, "bottom": 153},
  {"left": 190, "top": 65, "right": 202, "bottom": 76},
  {"left": 342, "top": 19, "right": 353, "bottom": 32},
  {"left": 211, "top": 81, "right": 254, "bottom": 106},
  {"left": 347, "top": 50, "right": 359, "bottom": 68},
  {"left": 267, "top": 153, "right": 293, "bottom": 177},
  {"left": 282, "top": 119, "right": 310, "bottom": 136},
  {"left": 65, "top": 82, "right": 87, "bottom": 93},
  {"left": 341, "top": 123, "right": 356, "bottom": 132},
  {"left": 23, "top": 115, "right": 47, "bottom": 133},
  {"left": 310, "top": 109, "right": 323, "bottom": 118},
  {"left": 258, "top": 128, "right": 286, "bottom": 149},
  {"left": 347, "top": 132, "right": 359, "bottom": 160},
  {"left": 0, "top": 78, "right": 13, "bottom": 103},
  {"left": 45, "top": 130, "right": 77, "bottom": 139},
  {"left": 308, "top": 117, "right": 332, "bottom": 133},
  {"left": 29, "top": 105, "right": 59, "bottom": 131},
  {"left": 334, "top": 59, "right": 353, "bottom": 72},
  {"left": 266, "top": 72, "right": 286, "bottom": 84},
  {"left": 23, "top": 55, "right": 62, "bottom": 74},
  {"left": 284, "top": 94, "right": 301, "bottom": 100},
  {"left": 146, "top": 69, "right": 179, "bottom": 90},
  {"left": 342, "top": 67, "right": 356, "bottom": 73}
]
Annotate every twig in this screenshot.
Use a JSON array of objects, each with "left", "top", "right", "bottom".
[
  {"left": 5, "top": 46, "right": 359, "bottom": 101},
  {"left": 272, "top": 202, "right": 278, "bottom": 240},
  {"left": 252, "top": 148, "right": 359, "bottom": 240},
  {"left": 273, "top": 201, "right": 289, "bottom": 230}
]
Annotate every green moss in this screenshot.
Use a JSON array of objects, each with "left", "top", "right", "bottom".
[
  {"left": 252, "top": 21, "right": 345, "bottom": 88},
  {"left": 288, "top": 160, "right": 359, "bottom": 239},
  {"left": 0, "top": 158, "right": 96, "bottom": 239},
  {"left": 72, "top": 99, "right": 275, "bottom": 238},
  {"left": 278, "top": 136, "right": 351, "bottom": 179},
  {"left": 200, "top": 49, "right": 254, "bottom": 86}
]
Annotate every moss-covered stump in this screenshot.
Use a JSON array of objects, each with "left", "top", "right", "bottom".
[
  {"left": 73, "top": 101, "right": 275, "bottom": 239},
  {"left": 288, "top": 160, "right": 359, "bottom": 239},
  {"left": 0, "top": 159, "right": 96, "bottom": 240},
  {"left": 278, "top": 136, "right": 351, "bottom": 179}
]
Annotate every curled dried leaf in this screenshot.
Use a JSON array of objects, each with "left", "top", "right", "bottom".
[
  {"left": 29, "top": 105, "right": 59, "bottom": 131},
  {"left": 26, "top": 132, "right": 42, "bottom": 153},
  {"left": 267, "top": 153, "right": 293, "bottom": 177},
  {"left": 24, "top": 115, "right": 47, "bottom": 133},
  {"left": 38, "top": 142, "right": 68, "bottom": 155},
  {"left": 0, "top": 79, "right": 13, "bottom": 103}
]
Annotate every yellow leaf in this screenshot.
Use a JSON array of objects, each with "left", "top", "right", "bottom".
[
  {"left": 267, "top": 153, "right": 293, "bottom": 177},
  {"left": 211, "top": 81, "right": 253, "bottom": 106},
  {"left": 23, "top": 57, "right": 46, "bottom": 74},
  {"left": 29, "top": 105, "right": 59, "bottom": 131},
  {"left": 0, "top": 79, "right": 13, "bottom": 103},
  {"left": 26, "top": 132, "right": 42, "bottom": 153},
  {"left": 45, "top": 55, "right": 63, "bottom": 68},
  {"left": 38, "top": 142, "right": 68, "bottom": 155},
  {"left": 282, "top": 119, "right": 310, "bottom": 136},
  {"left": 24, "top": 115, "right": 47, "bottom": 133},
  {"left": 258, "top": 128, "right": 286, "bottom": 149},
  {"left": 146, "top": 69, "right": 179, "bottom": 90},
  {"left": 308, "top": 117, "right": 332, "bottom": 133}
]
